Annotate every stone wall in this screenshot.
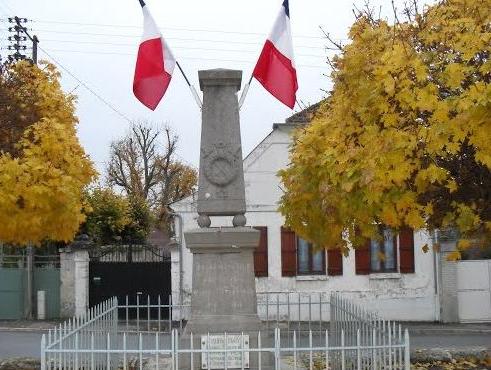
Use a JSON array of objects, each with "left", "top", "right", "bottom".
[{"left": 59, "top": 248, "right": 89, "bottom": 318}]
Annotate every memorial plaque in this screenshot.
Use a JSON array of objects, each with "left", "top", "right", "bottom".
[{"left": 201, "top": 334, "right": 250, "bottom": 369}]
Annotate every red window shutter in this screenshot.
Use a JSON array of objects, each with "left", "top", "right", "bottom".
[
  {"left": 355, "top": 238, "right": 371, "bottom": 275},
  {"left": 399, "top": 227, "right": 415, "bottom": 273},
  {"left": 253, "top": 226, "right": 268, "bottom": 277},
  {"left": 281, "top": 227, "right": 297, "bottom": 276},
  {"left": 327, "top": 249, "right": 343, "bottom": 276}
]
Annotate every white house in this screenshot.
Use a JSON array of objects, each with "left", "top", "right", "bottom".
[{"left": 170, "top": 106, "right": 488, "bottom": 323}]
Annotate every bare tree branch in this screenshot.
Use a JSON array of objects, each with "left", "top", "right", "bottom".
[
  {"left": 106, "top": 120, "right": 197, "bottom": 231},
  {"left": 319, "top": 26, "right": 344, "bottom": 51}
]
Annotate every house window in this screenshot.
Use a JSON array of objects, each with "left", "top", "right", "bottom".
[
  {"left": 281, "top": 227, "right": 343, "bottom": 277},
  {"left": 297, "top": 237, "right": 325, "bottom": 275},
  {"left": 370, "top": 228, "right": 397, "bottom": 272},
  {"left": 355, "top": 226, "right": 415, "bottom": 275}
]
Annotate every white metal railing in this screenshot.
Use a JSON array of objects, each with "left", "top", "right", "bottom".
[
  {"left": 112, "top": 292, "right": 330, "bottom": 334},
  {"left": 41, "top": 297, "right": 118, "bottom": 370},
  {"left": 258, "top": 291, "right": 330, "bottom": 332},
  {"left": 41, "top": 292, "right": 410, "bottom": 369},
  {"left": 330, "top": 292, "right": 409, "bottom": 370},
  {"left": 117, "top": 294, "right": 189, "bottom": 333}
]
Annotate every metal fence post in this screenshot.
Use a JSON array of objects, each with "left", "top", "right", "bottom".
[
  {"left": 171, "top": 329, "right": 175, "bottom": 370},
  {"left": 258, "top": 331, "right": 262, "bottom": 370},
  {"left": 40, "top": 334, "right": 46, "bottom": 370},
  {"left": 372, "top": 328, "right": 376, "bottom": 370},
  {"left": 293, "top": 331, "right": 297, "bottom": 370},
  {"left": 274, "top": 327, "right": 280, "bottom": 370},
  {"left": 307, "top": 330, "right": 312, "bottom": 370},
  {"left": 356, "top": 329, "right": 361, "bottom": 370},
  {"left": 404, "top": 329, "right": 410, "bottom": 370},
  {"left": 325, "top": 330, "right": 329, "bottom": 370},
  {"left": 341, "top": 329, "right": 345, "bottom": 370}
]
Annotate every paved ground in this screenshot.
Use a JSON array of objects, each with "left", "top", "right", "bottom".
[
  {"left": 0, "top": 322, "right": 490, "bottom": 359},
  {"left": 0, "top": 331, "right": 43, "bottom": 358}
]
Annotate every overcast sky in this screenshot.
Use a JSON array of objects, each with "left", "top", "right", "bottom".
[{"left": 0, "top": 0, "right": 435, "bottom": 176}]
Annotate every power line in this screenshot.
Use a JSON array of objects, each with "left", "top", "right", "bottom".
[
  {"left": 2, "top": 28, "right": 140, "bottom": 38},
  {"left": 39, "top": 38, "right": 331, "bottom": 52},
  {"left": 1, "top": 28, "right": 344, "bottom": 54},
  {"left": 37, "top": 44, "right": 133, "bottom": 124},
  {"left": 1, "top": 26, "right": 347, "bottom": 45},
  {"left": 28, "top": 18, "right": 345, "bottom": 41},
  {"left": 41, "top": 48, "right": 328, "bottom": 69},
  {"left": 23, "top": 28, "right": 342, "bottom": 45},
  {"left": 37, "top": 45, "right": 197, "bottom": 169},
  {"left": 27, "top": 41, "right": 329, "bottom": 59}
]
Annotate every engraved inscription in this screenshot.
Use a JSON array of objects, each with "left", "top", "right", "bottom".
[{"left": 201, "top": 334, "right": 250, "bottom": 369}]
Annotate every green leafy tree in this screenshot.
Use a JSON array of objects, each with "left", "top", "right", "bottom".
[
  {"left": 82, "top": 187, "right": 130, "bottom": 245},
  {"left": 121, "top": 195, "right": 153, "bottom": 244},
  {"left": 82, "top": 188, "right": 152, "bottom": 245}
]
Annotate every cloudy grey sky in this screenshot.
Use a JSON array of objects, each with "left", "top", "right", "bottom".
[{"left": 0, "top": 0, "right": 435, "bottom": 175}]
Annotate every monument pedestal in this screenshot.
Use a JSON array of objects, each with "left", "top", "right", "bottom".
[
  {"left": 185, "top": 227, "right": 261, "bottom": 333},
  {"left": 180, "top": 227, "right": 273, "bottom": 369}
]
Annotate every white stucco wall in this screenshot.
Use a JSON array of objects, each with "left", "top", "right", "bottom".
[{"left": 171, "top": 124, "right": 439, "bottom": 322}]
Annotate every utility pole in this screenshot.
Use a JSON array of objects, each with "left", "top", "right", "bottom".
[
  {"left": 7, "top": 17, "right": 39, "bottom": 65},
  {"left": 32, "top": 35, "right": 39, "bottom": 65}
]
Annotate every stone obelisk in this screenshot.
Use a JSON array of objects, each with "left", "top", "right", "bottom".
[
  {"left": 181, "top": 69, "right": 269, "bottom": 369},
  {"left": 184, "top": 69, "right": 261, "bottom": 333}
]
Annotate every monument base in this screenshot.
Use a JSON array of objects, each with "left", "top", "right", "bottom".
[{"left": 182, "top": 227, "right": 273, "bottom": 369}]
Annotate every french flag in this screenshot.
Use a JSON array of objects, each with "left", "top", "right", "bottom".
[
  {"left": 253, "top": 0, "right": 298, "bottom": 109},
  {"left": 133, "top": 0, "right": 175, "bottom": 110}
]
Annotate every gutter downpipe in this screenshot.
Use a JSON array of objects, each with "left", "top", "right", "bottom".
[{"left": 432, "top": 229, "right": 441, "bottom": 322}]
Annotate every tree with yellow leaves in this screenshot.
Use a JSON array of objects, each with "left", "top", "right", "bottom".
[
  {"left": 279, "top": 0, "right": 490, "bottom": 254},
  {"left": 0, "top": 61, "right": 96, "bottom": 245}
]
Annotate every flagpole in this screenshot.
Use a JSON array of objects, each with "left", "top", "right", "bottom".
[
  {"left": 176, "top": 60, "right": 202, "bottom": 110},
  {"left": 238, "top": 74, "right": 253, "bottom": 110}
]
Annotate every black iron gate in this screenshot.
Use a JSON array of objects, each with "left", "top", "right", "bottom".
[{"left": 89, "top": 244, "right": 171, "bottom": 318}]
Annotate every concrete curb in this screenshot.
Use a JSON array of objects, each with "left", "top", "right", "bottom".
[
  {"left": 0, "top": 327, "right": 52, "bottom": 332},
  {"left": 409, "top": 328, "right": 491, "bottom": 335}
]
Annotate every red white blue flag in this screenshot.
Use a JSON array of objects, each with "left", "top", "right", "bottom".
[
  {"left": 253, "top": 0, "right": 298, "bottom": 109},
  {"left": 133, "top": 0, "right": 175, "bottom": 110}
]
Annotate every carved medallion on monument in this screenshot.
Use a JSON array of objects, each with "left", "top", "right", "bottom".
[{"left": 203, "top": 142, "right": 241, "bottom": 187}]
